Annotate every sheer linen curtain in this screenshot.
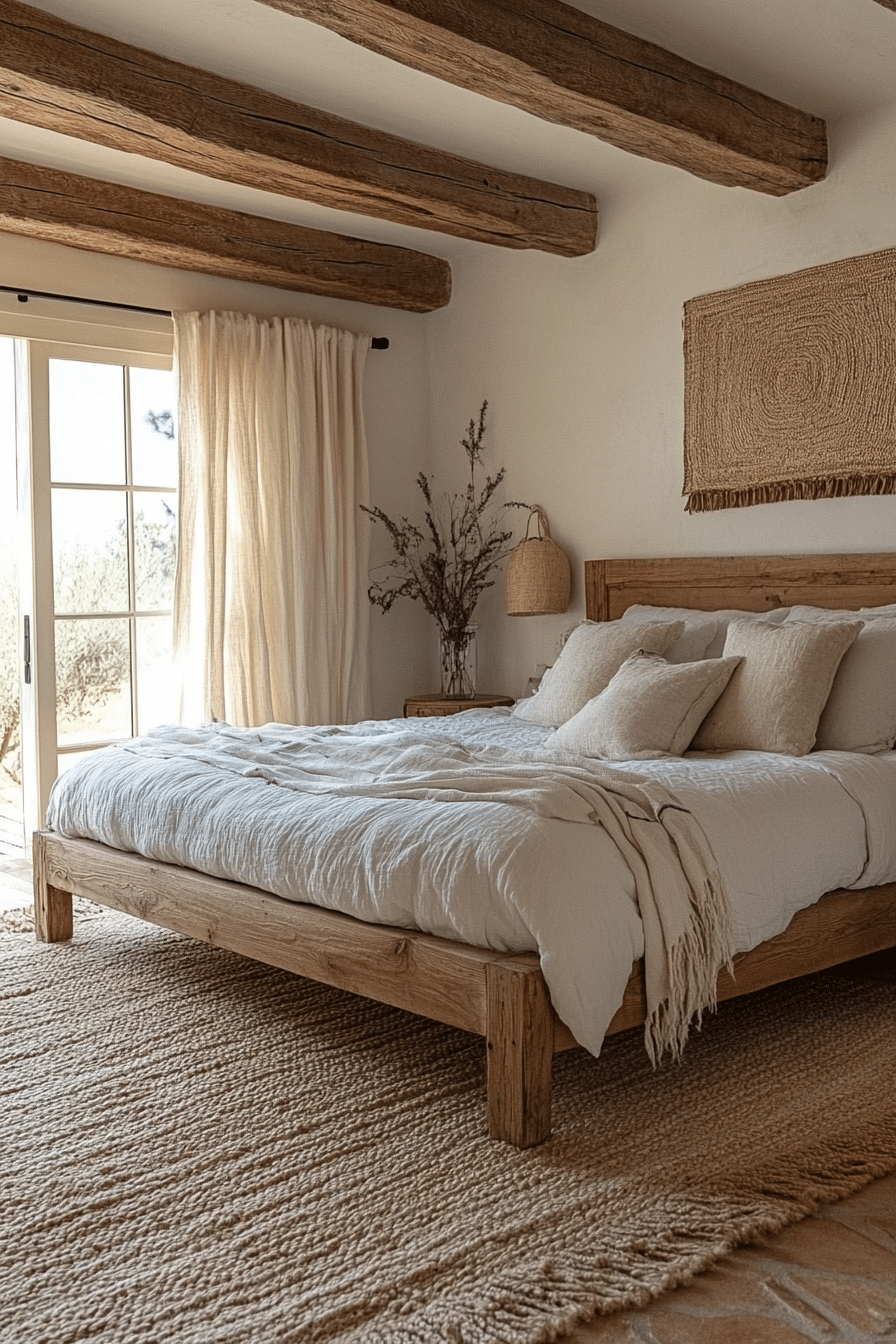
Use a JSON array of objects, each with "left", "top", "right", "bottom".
[{"left": 173, "top": 310, "right": 372, "bottom": 727}]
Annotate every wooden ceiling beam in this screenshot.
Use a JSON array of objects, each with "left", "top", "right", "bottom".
[
  {"left": 0, "top": 156, "right": 452, "bottom": 311},
  {"left": 257, "top": 0, "right": 828, "bottom": 195},
  {"left": 0, "top": 0, "right": 597, "bottom": 256}
]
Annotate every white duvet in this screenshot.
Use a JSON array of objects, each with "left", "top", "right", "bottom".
[{"left": 46, "top": 709, "right": 896, "bottom": 1059}]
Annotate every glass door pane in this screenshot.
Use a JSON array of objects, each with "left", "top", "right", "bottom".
[
  {"left": 0, "top": 336, "right": 23, "bottom": 850},
  {"left": 52, "top": 489, "right": 130, "bottom": 613},
  {"left": 49, "top": 359, "right": 126, "bottom": 484},
  {"left": 130, "top": 367, "right": 177, "bottom": 487},
  {"left": 134, "top": 493, "right": 177, "bottom": 611},
  {"left": 54, "top": 617, "right": 132, "bottom": 747},
  {"left": 135, "top": 616, "right": 174, "bottom": 731}
]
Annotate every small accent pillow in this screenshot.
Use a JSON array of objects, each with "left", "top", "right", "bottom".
[
  {"left": 784, "top": 608, "right": 896, "bottom": 753},
  {"left": 547, "top": 651, "right": 742, "bottom": 760},
  {"left": 620, "top": 603, "right": 789, "bottom": 660},
  {"left": 691, "top": 618, "right": 862, "bottom": 755},
  {"left": 512, "top": 620, "right": 683, "bottom": 727}
]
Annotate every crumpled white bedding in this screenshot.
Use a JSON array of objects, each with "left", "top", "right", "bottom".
[{"left": 46, "top": 709, "right": 896, "bottom": 1059}]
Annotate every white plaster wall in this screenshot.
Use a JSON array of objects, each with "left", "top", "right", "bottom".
[
  {"left": 0, "top": 232, "right": 432, "bottom": 718},
  {"left": 6, "top": 91, "right": 896, "bottom": 715},
  {"left": 421, "top": 103, "right": 896, "bottom": 701}
]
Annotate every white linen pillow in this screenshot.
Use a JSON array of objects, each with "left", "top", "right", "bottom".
[
  {"left": 512, "top": 620, "right": 683, "bottom": 727},
  {"left": 620, "top": 603, "right": 789, "bottom": 660},
  {"left": 784, "top": 608, "right": 896, "bottom": 753},
  {"left": 547, "top": 651, "right": 742, "bottom": 760},
  {"left": 691, "top": 617, "right": 862, "bottom": 756}
]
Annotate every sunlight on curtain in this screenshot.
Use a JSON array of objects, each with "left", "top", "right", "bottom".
[{"left": 173, "top": 311, "right": 371, "bottom": 727}]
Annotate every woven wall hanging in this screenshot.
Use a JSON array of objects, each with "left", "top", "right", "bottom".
[{"left": 683, "top": 247, "right": 896, "bottom": 512}]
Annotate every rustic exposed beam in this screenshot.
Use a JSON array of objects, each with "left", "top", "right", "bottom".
[
  {"left": 872, "top": 0, "right": 896, "bottom": 10},
  {"left": 0, "top": 156, "right": 452, "bottom": 312},
  {"left": 257, "top": 0, "right": 827, "bottom": 195},
  {"left": 0, "top": 0, "right": 596, "bottom": 256}
]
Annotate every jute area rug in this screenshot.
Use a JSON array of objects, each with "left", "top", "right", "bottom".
[{"left": 2, "top": 902, "right": 896, "bottom": 1344}]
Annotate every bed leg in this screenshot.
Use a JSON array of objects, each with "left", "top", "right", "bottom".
[
  {"left": 485, "top": 957, "right": 553, "bottom": 1147},
  {"left": 33, "top": 832, "right": 73, "bottom": 943}
]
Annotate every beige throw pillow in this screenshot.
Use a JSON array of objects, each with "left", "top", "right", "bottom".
[
  {"left": 620, "top": 603, "right": 789, "bottom": 659},
  {"left": 547, "top": 651, "right": 742, "bottom": 760},
  {"left": 784, "top": 608, "right": 896, "bottom": 753},
  {"left": 786, "top": 602, "right": 896, "bottom": 622},
  {"left": 512, "top": 620, "right": 683, "bottom": 727},
  {"left": 691, "top": 618, "right": 862, "bottom": 756}
]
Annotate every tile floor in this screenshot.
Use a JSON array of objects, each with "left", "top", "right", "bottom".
[
  {"left": 571, "top": 1177, "right": 896, "bottom": 1341},
  {"left": 3, "top": 845, "right": 895, "bottom": 1341}
]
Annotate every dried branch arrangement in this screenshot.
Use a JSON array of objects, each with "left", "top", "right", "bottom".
[{"left": 362, "top": 402, "right": 525, "bottom": 688}]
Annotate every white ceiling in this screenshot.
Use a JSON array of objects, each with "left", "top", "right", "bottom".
[{"left": 4, "top": 0, "right": 896, "bottom": 262}]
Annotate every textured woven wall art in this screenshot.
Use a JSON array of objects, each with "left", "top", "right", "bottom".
[{"left": 683, "top": 248, "right": 896, "bottom": 512}]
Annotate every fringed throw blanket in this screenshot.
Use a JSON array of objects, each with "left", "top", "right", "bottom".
[
  {"left": 91, "top": 722, "right": 733, "bottom": 1063},
  {"left": 683, "top": 247, "right": 896, "bottom": 512}
]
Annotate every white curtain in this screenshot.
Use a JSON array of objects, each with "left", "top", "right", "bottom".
[{"left": 172, "top": 310, "right": 371, "bottom": 727}]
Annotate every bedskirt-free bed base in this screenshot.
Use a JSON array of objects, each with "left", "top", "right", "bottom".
[{"left": 33, "top": 830, "right": 896, "bottom": 1148}]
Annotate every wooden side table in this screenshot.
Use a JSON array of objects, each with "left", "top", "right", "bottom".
[{"left": 404, "top": 693, "right": 515, "bottom": 718}]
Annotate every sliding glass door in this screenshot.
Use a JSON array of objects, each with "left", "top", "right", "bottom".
[{"left": 8, "top": 328, "right": 177, "bottom": 836}]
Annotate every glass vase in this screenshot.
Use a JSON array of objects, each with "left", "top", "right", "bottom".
[{"left": 439, "top": 626, "right": 477, "bottom": 700}]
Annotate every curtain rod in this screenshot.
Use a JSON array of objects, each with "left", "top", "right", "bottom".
[{"left": 0, "top": 286, "right": 390, "bottom": 348}]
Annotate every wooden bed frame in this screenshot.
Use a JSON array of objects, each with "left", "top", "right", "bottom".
[{"left": 33, "top": 551, "right": 896, "bottom": 1148}]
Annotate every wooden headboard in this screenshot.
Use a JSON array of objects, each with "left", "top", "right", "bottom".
[{"left": 585, "top": 552, "right": 896, "bottom": 622}]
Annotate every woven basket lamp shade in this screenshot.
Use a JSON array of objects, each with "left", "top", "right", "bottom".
[{"left": 506, "top": 506, "right": 571, "bottom": 615}]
